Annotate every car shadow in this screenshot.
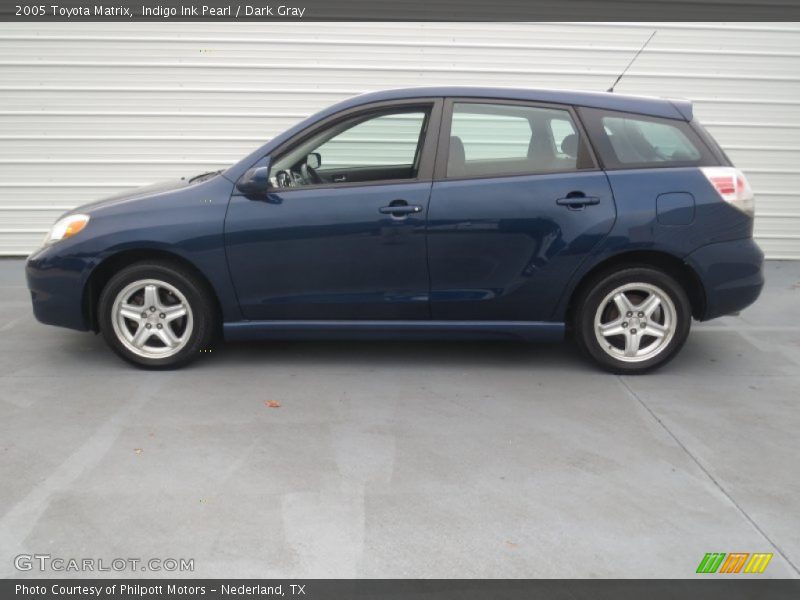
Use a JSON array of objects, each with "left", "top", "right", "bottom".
[
  {"left": 33, "top": 322, "right": 787, "bottom": 379},
  {"left": 205, "top": 339, "right": 586, "bottom": 372}
]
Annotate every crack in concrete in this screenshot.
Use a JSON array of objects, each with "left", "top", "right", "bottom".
[
  {"left": 0, "top": 316, "right": 25, "bottom": 333},
  {"left": 618, "top": 376, "right": 800, "bottom": 577}
]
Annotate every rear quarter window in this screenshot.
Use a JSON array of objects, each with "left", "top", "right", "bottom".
[{"left": 578, "top": 107, "right": 718, "bottom": 170}]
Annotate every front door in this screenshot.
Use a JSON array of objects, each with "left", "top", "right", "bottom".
[
  {"left": 225, "top": 101, "right": 441, "bottom": 320},
  {"left": 427, "top": 99, "right": 616, "bottom": 321}
]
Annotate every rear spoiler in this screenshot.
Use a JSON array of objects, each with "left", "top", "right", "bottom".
[{"left": 668, "top": 98, "right": 693, "bottom": 121}]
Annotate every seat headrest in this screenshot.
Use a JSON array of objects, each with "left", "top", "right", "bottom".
[
  {"left": 561, "top": 133, "right": 578, "bottom": 159},
  {"left": 448, "top": 136, "right": 466, "bottom": 177}
]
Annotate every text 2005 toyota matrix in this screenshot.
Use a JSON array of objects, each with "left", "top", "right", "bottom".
[{"left": 26, "top": 87, "right": 764, "bottom": 372}]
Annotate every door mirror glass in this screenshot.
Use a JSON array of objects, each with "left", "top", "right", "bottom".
[
  {"left": 236, "top": 166, "right": 271, "bottom": 196},
  {"left": 306, "top": 152, "right": 321, "bottom": 170}
]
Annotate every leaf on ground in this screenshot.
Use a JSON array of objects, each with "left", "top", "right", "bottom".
[
  {"left": 265, "top": 400, "right": 281, "bottom": 408},
  {"left": 134, "top": 448, "right": 144, "bottom": 455}
]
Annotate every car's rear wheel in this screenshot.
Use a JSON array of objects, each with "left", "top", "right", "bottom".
[
  {"left": 98, "top": 261, "right": 216, "bottom": 369},
  {"left": 573, "top": 267, "right": 691, "bottom": 374}
]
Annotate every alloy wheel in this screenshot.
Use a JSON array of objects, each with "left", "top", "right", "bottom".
[
  {"left": 111, "top": 278, "right": 194, "bottom": 359},
  {"left": 593, "top": 282, "right": 677, "bottom": 363}
]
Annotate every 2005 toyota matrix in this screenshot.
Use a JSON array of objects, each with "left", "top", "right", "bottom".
[{"left": 26, "top": 87, "right": 764, "bottom": 373}]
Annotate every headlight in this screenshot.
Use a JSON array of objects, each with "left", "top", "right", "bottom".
[{"left": 44, "top": 213, "right": 90, "bottom": 246}]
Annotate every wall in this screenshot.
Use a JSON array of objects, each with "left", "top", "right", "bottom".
[{"left": 1, "top": 22, "right": 798, "bottom": 257}]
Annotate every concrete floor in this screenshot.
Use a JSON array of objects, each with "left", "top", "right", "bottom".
[{"left": 0, "top": 258, "right": 798, "bottom": 579}]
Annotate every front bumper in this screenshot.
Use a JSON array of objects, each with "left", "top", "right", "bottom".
[
  {"left": 685, "top": 237, "right": 765, "bottom": 321},
  {"left": 26, "top": 246, "right": 93, "bottom": 331}
]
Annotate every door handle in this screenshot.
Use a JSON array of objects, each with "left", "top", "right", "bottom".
[
  {"left": 379, "top": 201, "right": 423, "bottom": 217},
  {"left": 556, "top": 193, "right": 600, "bottom": 209}
]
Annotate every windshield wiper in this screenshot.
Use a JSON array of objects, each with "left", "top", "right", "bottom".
[{"left": 187, "top": 169, "right": 224, "bottom": 183}]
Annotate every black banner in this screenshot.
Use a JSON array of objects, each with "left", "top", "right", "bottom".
[
  {"left": 4, "top": 580, "right": 800, "bottom": 600},
  {"left": 3, "top": 0, "right": 800, "bottom": 21}
]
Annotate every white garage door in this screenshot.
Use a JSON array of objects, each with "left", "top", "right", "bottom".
[{"left": 0, "top": 22, "right": 798, "bottom": 258}]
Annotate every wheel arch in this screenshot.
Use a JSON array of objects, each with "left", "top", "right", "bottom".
[
  {"left": 563, "top": 250, "right": 707, "bottom": 327},
  {"left": 83, "top": 248, "right": 223, "bottom": 332}
]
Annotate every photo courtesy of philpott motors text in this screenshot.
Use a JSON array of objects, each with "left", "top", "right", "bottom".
[{"left": 15, "top": 583, "right": 214, "bottom": 596}]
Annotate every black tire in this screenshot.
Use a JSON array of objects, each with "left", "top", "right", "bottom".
[
  {"left": 573, "top": 267, "right": 692, "bottom": 374},
  {"left": 98, "top": 261, "right": 217, "bottom": 369}
]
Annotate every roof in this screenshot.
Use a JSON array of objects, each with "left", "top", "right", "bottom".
[
  {"left": 225, "top": 86, "right": 693, "bottom": 181},
  {"left": 343, "top": 86, "right": 693, "bottom": 121}
]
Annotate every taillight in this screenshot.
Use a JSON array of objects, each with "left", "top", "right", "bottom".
[{"left": 700, "top": 167, "right": 755, "bottom": 217}]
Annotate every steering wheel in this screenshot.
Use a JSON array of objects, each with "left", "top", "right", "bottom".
[
  {"left": 301, "top": 162, "right": 323, "bottom": 185},
  {"left": 275, "top": 170, "right": 293, "bottom": 188}
]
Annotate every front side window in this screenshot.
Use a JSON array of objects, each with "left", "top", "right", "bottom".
[
  {"left": 270, "top": 108, "right": 430, "bottom": 188},
  {"left": 446, "top": 102, "right": 588, "bottom": 178},
  {"left": 579, "top": 107, "right": 715, "bottom": 169}
]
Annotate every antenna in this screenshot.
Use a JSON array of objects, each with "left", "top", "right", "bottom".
[{"left": 607, "top": 31, "right": 657, "bottom": 93}]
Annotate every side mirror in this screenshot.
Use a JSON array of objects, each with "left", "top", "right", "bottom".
[
  {"left": 306, "top": 152, "right": 321, "bottom": 170},
  {"left": 236, "top": 166, "right": 271, "bottom": 197}
]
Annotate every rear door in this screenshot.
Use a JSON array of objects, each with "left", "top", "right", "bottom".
[{"left": 427, "top": 99, "right": 616, "bottom": 321}]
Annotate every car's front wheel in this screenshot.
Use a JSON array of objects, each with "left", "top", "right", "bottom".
[
  {"left": 573, "top": 267, "right": 692, "bottom": 374},
  {"left": 98, "top": 261, "right": 216, "bottom": 369}
]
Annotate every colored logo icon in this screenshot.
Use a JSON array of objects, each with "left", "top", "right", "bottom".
[{"left": 696, "top": 552, "right": 773, "bottom": 574}]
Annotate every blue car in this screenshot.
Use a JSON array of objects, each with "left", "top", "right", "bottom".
[{"left": 26, "top": 87, "right": 764, "bottom": 373}]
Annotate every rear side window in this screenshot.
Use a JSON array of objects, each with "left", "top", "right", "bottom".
[
  {"left": 451, "top": 107, "right": 531, "bottom": 162},
  {"left": 446, "top": 102, "right": 593, "bottom": 178},
  {"left": 579, "top": 107, "right": 717, "bottom": 170}
]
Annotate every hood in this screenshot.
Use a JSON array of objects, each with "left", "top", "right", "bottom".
[{"left": 74, "top": 170, "right": 228, "bottom": 215}]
